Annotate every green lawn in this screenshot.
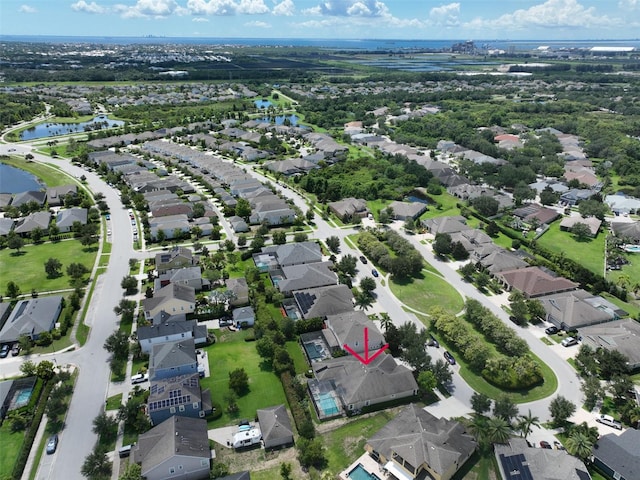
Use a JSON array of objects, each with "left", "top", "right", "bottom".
[
  {"left": 389, "top": 269, "right": 465, "bottom": 316},
  {"left": 201, "top": 329, "right": 287, "bottom": 428},
  {"left": 419, "top": 192, "right": 461, "bottom": 220},
  {"left": 323, "top": 410, "right": 397, "bottom": 476},
  {"left": 451, "top": 450, "right": 499, "bottom": 480},
  {"left": 536, "top": 221, "right": 605, "bottom": 275},
  {"left": 0, "top": 423, "right": 24, "bottom": 478},
  {"left": 0, "top": 239, "right": 97, "bottom": 293},
  {"left": 106, "top": 393, "right": 123, "bottom": 411},
  {"left": 0, "top": 157, "right": 76, "bottom": 187},
  {"left": 285, "top": 341, "right": 308, "bottom": 375},
  {"left": 600, "top": 292, "right": 640, "bottom": 319}
]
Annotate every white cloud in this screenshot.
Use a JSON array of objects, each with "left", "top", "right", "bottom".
[
  {"left": 273, "top": 0, "right": 294, "bottom": 16},
  {"left": 115, "top": 0, "right": 187, "bottom": 18},
  {"left": 192, "top": 16, "right": 209, "bottom": 21},
  {"left": 618, "top": 0, "right": 638, "bottom": 9},
  {"left": 186, "top": 0, "right": 268, "bottom": 16},
  {"left": 245, "top": 20, "right": 270, "bottom": 27},
  {"left": 71, "top": 1, "right": 106, "bottom": 14},
  {"left": 429, "top": 3, "right": 460, "bottom": 26},
  {"left": 18, "top": 4, "right": 37, "bottom": 13},
  {"left": 305, "top": 0, "right": 390, "bottom": 17}
]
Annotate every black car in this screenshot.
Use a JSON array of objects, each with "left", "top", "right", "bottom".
[
  {"left": 443, "top": 351, "right": 456, "bottom": 365},
  {"left": 46, "top": 434, "right": 59, "bottom": 454},
  {"left": 0, "top": 344, "right": 9, "bottom": 358},
  {"left": 359, "top": 255, "right": 368, "bottom": 264},
  {"left": 371, "top": 269, "right": 379, "bottom": 278},
  {"left": 540, "top": 441, "right": 552, "bottom": 449},
  {"left": 545, "top": 326, "right": 559, "bottom": 335},
  {"left": 427, "top": 335, "right": 440, "bottom": 348}
]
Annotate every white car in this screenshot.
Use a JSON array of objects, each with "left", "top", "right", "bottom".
[
  {"left": 561, "top": 336, "right": 578, "bottom": 347},
  {"left": 596, "top": 414, "right": 622, "bottom": 430},
  {"left": 131, "top": 373, "right": 149, "bottom": 385}
]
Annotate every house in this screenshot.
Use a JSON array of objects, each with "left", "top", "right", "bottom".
[
  {"left": 46, "top": 185, "right": 77, "bottom": 207},
  {"left": 260, "top": 241, "right": 323, "bottom": 268},
  {"left": 512, "top": 204, "right": 560, "bottom": 226},
  {"left": 55, "top": 208, "right": 88, "bottom": 233},
  {"left": 497, "top": 266, "right": 578, "bottom": 298},
  {"left": 143, "top": 283, "right": 196, "bottom": 322},
  {"left": 147, "top": 373, "right": 211, "bottom": 425},
  {"left": 310, "top": 354, "right": 418, "bottom": 416},
  {"left": 232, "top": 306, "right": 255, "bottom": 328},
  {"left": 365, "top": 404, "right": 476, "bottom": 480},
  {"left": 155, "top": 246, "right": 197, "bottom": 274},
  {"left": 605, "top": 194, "right": 640, "bottom": 215},
  {"left": 0, "top": 296, "right": 63, "bottom": 344},
  {"left": 11, "top": 190, "right": 46, "bottom": 208},
  {"left": 155, "top": 267, "right": 208, "bottom": 292},
  {"left": 137, "top": 320, "right": 208, "bottom": 355},
  {"left": 592, "top": 429, "right": 640, "bottom": 480},
  {"left": 225, "top": 278, "right": 249, "bottom": 306},
  {"left": 228, "top": 215, "right": 249, "bottom": 233},
  {"left": 538, "top": 289, "right": 622, "bottom": 331},
  {"left": 580, "top": 319, "right": 640, "bottom": 370},
  {"left": 257, "top": 405, "right": 294, "bottom": 449},
  {"left": 559, "top": 215, "right": 602, "bottom": 237},
  {"left": 132, "top": 416, "right": 211, "bottom": 480},
  {"left": 293, "top": 285, "right": 354, "bottom": 319},
  {"left": 564, "top": 167, "right": 600, "bottom": 187},
  {"left": 0, "top": 217, "right": 15, "bottom": 236},
  {"left": 328, "top": 197, "right": 369, "bottom": 221},
  {"left": 611, "top": 222, "right": 640, "bottom": 242},
  {"left": 13, "top": 211, "right": 51, "bottom": 235},
  {"left": 449, "top": 229, "right": 493, "bottom": 253},
  {"left": 149, "top": 338, "right": 198, "bottom": 381},
  {"left": 422, "top": 216, "right": 470, "bottom": 235},
  {"left": 560, "top": 189, "right": 593, "bottom": 206},
  {"left": 495, "top": 437, "right": 590, "bottom": 480},
  {"left": 323, "top": 310, "right": 385, "bottom": 355},
  {"left": 387, "top": 201, "right": 427, "bottom": 221},
  {"left": 276, "top": 262, "right": 338, "bottom": 296},
  {"left": 477, "top": 249, "right": 529, "bottom": 275},
  {"left": 150, "top": 214, "right": 190, "bottom": 241}
]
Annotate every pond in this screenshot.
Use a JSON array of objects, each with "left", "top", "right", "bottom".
[
  {"left": 257, "top": 114, "right": 299, "bottom": 126},
  {"left": 405, "top": 195, "right": 430, "bottom": 204},
  {"left": 254, "top": 99, "right": 272, "bottom": 109},
  {"left": 20, "top": 115, "right": 125, "bottom": 140},
  {"left": 0, "top": 163, "right": 44, "bottom": 193}
]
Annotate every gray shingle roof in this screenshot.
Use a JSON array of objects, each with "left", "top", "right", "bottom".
[
  {"left": 137, "top": 320, "right": 198, "bottom": 341},
  {"left": 262, "top": 241, "right": 322, "bottom": 267},
  {"left": 257, "top": 405, "right": 294, "bottom": 448},
  {"left": 0, "top": 296, "right": 63, "bottom": 343},
  {"left": 150, "top": 338, "right": 197, "bottom": 371},
  {"left": 593, "top": 429, "right": 640, "bottom": 480},
  {"left": 293, "top": 285, "right": 354, "bottom": 319}
]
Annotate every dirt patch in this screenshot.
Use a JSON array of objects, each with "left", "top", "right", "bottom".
[{"left": 214, "top": 444, "right": 307, "bottom": 478}]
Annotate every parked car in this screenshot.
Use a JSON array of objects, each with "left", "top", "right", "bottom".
[
  {"left": 359, "top": 255, "right": 368, "bottom": 264},
  {"left": 427, "top": 335, "right": 439, "bottom": 348},
  {"left": 105, "top": 214, "right": 110, "bottom": 220},
  {"left": 561, "top": 336, "right": 578, "bottom": 347},
  {"left": 545, "top": 326, "right": 559, "bottom": 335},
  {"left": 131, "top": 373, "right": 149, "bottom": 385},
  {"left": 11, "top": 343, "right": 20, "bottom": 356},
  {"left": 371, "top": 269, "right": 379, "bottom": 278},
  {"left": 46, "top": 434, "right": 59, "bottom": 454},
  {"left": 553, "top": 441, "right": 566, "bottom": 450},
  {"left": 539, "top": 441, "right": 552, "bottom": 449},
  {"left": 596, "top": 414, "right": 622, "bottom": 430},
  {"left": 0, "top": 344, "right": 9, "bottom": 358},
  {"left": 443, "top": 351, "right": 456, "bottom": 365}
]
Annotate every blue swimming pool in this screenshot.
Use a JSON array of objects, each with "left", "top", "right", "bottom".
[
  {"left": 348, "top": 464, "right": 381, "bottom": 480},
  {"left": 13, "top": 387, "right": 34, "bottom": 408},
  {"left": 317, "top": 392, "right": 340, "bottom": 416}
]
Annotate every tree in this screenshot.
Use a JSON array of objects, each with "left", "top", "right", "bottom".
[
  {"left": 486, "top": 416, "right": 512, "bottom": 444},
  {"left": 45, "top": 257, "right": 63, "bottom": 278},
  {"left": 451, "top": 241, "right": 469, "bottom": 260},
  {"left": 92, "top": 412, "right": 118, "bottom": 443},
  {"left": 493, "top": 394, "right": 518, "bottom": 421},
  {"left": 272, "top": 230, "right": 287, "bottom": 245},
  {"left": 297, "top": 437, "right": 326, "bottom": 469},
  {"left": 485, "top": 221, "right": 499, "bottom": 237},
  {"left": 48, "top": 222, "right": 60, "bottom": 240},
  {"left": 229, "top": 368, "right": 249, "bottom": 396},
  {"left": 459, "top": 262, "right": 476, "bottom": 279},
  {"left": 579, "top": 199, "right": 608, "bottom": 220},
  {"left": 475, "top": 271, "right": 490, "bottom": 290},
  {"left": 104, "top": 330, "right": 130, "bottom": 365},
  {"left": 540, "top": 187, "right": 559, "bottom": 206},
  {"left": 235, "top": 197, "right": 252, "bottom": 220},
  {"left": 20, "top": 360, "right": 37, "bottom": 377},
  {"left": 192, "top": 202, "right": 205, "bottom": 218},
  {"left": 513, "top": 182, "right": 535, "bottom": 205},
  {"left": 6, "top": 281, "right": 21, "bottom": 299},
  {"left": 118, "top": 462, "right": 143, "bottom": 480},
  {"left": 571, "top": 222, "right": 592, "bottom": 241},
  {"left": 379, "top": 312, "right": 393, "bottom": 332},
  {"left": 326, "top": 236, "right": 341, "bottom": 253},
  {"left": 67, "top": 262, "right": 89, "bottom": 282},
  {"left": 516, "top": 410, "right": 540, "bottom": 440},
  {"left": 294, "top": 232, "right": 308, "bottom": 242},
  {"left": 417, "top": 370, "right": 437, "bottom": 394},
  {"left": 526, "top": 299, "right": 545, "bottom": 322},
  {"left": 36, "top": 360, "right": 55, "bottom": 380},
  {"left": 472, "top": 196, "right": 500, "bottom": 216},
  {"left": 549, "top": 395, "right": 576, "bottom": 427},
  {"left": 81, "top": 448, "right": 112, "bottom": 479},
  {"left": 30, "top": 226, "right": 44, "bottom": 244},
  {"left": 433, "top": 233, "right": 452, "bottom": 256},
  {"left": 305, "top": 209, "right": 315, "bottom": 223},
  {"left": 336, "top": 254, "right": 358, "bottom": 277},
  {"left": 359, "top": 276, "right": 377, "bottom": 295},
  {"left": 467, "top": 415, "right": 488, "bottom": 448},
  {"left": 121, "top": 275, "right": 138, "bottom": 295},
  {"left": 510, "top": 297, "right": 529, "bottom": 325},
  {"left": 7, "top": 231, "right": 24, "bottom": 254},
  {"left": 113, "top": 299, "right": 136, "bottom": 318},
  {"left": 280, "top": 462, "right": 292, "bottom": 480},
  {"left": 354, "top": 290, "right": 374, "bottom": 311},
  {"left": 470, "top": 392, "right": 492, "bottom": 416},
  {"left": 565, "top": 431, "right": 594, "bottom": 461},
  {"left": 430, "top": 359, "right": 452, "bottom": 386},
  {"left": 581, "top": 376, "right": 603, "bottom": 411},
  {"left": 156, "top": 228, "right": 166, "bottom": 243}
]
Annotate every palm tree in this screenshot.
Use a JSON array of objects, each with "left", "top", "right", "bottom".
[
  {"left": 379, "top": 312, "right": 393, "bottom": 332},
  {"left": 516, "top": 410, "right": 540, "bottom": 441},
  {"left": 616, "top": 274, "right": 631, "bottom": 290},
  {"left": 467, "top": 415, "right": 488, "bottom": 448},
  {"left": 354, "top": 291, "right": 373, "bottom": 311},
  {"left": 486, "top": 416, "right": 512, "bottom": 445},
  {"left": 565, "top": 431, "right": 594, "bottom": 461}
]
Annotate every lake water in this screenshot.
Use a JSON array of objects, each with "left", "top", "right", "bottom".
[
  {"left": 0, "top": 163, "right": 43, "bottom": 193},
  {"left": 257, "top": 114, "right": 299, "bottom": 126},
  {"left": 20, "top": 115, "right": 124, "bottom": 140},
  {"left": 254, "top": 99, "right": 272, "bottom": 109}
]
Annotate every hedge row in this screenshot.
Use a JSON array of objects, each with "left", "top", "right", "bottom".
[
  {"left": 12, "top": 380, "right": 53, "bottom": 480},
  {"left": 280, "top": 371, "right": 315, "bottom": 440}
]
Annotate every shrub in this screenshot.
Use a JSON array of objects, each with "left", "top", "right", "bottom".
[{"left": 280, "top": 371, "right": 315, "bottom": 439}]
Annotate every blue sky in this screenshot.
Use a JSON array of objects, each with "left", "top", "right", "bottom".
[{"left": 2, "top": 0, "right": 639, "bottom": 39}]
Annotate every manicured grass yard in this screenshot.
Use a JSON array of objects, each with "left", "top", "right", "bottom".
[
  {"left": 201, "top": 329, "right": 287, "bottom": 428},
  {"left": 537, "top": 221, "right": 605, "bottom": 275},
  {"left": 389, "top": 269, "right": 464, "bottom": 316},
  {"left": 106, "top": 393, "right": 123, "bottom": 411},
  {"left": 420, "top": 192, "right": 461, "bottom": 220},
  {"left": 0, "top": 240, "right": 97, "bottom": 293},
  {"left": 0, "top": 424, "right": 24, "bottom": 479},
  {"left": 0, "top": 157, "right": 75, "bottom": 187}
]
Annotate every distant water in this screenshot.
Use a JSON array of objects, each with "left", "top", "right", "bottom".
[
  {"left": 19, "top": 115, "right": 124, "bottom": 141},
  {"left": 0, "top": 163, "right": 43, "bottom": 194},
  {"left": 2, "top": 35, "right": 640, "bottom": 52}
]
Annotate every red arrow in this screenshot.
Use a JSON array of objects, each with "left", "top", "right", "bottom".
[{"left": 343, "top": 327, "right": 389, "bottom": 365}]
